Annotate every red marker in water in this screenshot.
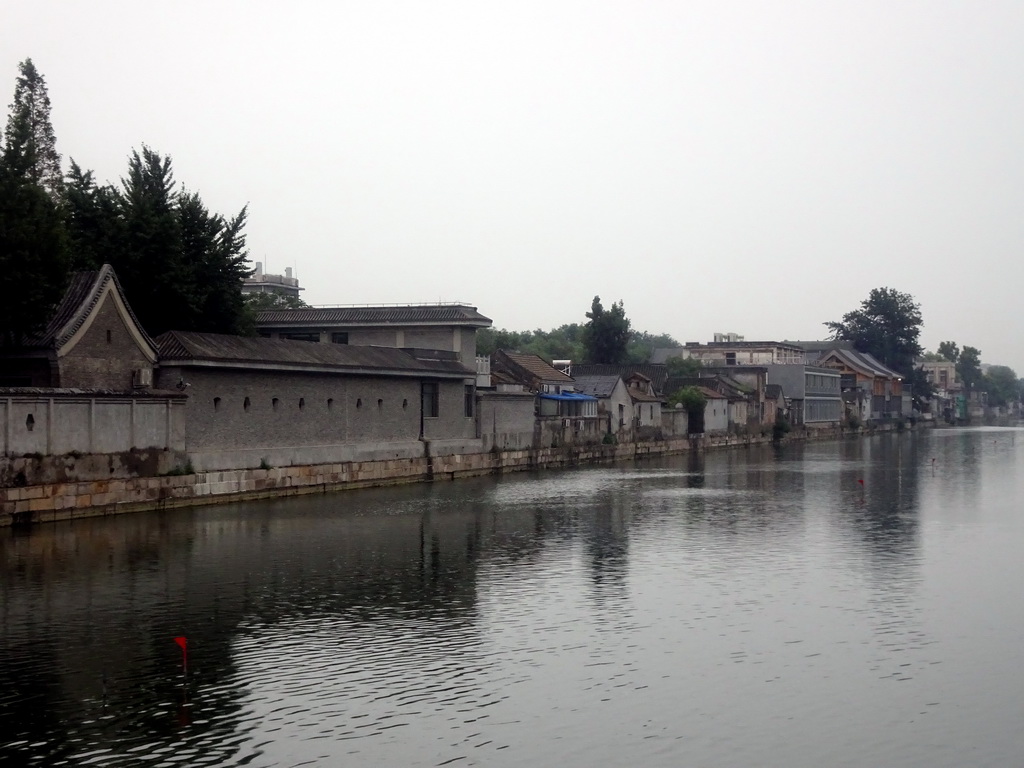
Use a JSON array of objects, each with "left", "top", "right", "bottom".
[{"left": 174, "top": 636, "right": 188, "bottom": 673}]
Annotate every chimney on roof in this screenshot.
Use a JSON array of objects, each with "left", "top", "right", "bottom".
[{"left": 285, "top": 267, "right": 293, "bottom": 279}]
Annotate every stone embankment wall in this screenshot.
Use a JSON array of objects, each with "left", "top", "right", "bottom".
[{"left": 0, "top": 422, "right": 908, "bottom": 527}]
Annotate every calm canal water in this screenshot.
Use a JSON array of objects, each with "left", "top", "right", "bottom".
[{"left": 2, "top": 427, "right": 1023, "bottom": 767}]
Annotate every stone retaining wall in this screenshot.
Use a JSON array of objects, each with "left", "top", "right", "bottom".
[{"left": 0, "top": 422, "right": 908, "bottom": 527}]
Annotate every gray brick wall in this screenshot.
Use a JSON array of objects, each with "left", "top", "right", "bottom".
[
  {"left": 157, "top": 367, "right": 477, "bottom": 467},
  {"left": 60, "top": 293, "right": 153, "bottom": 389}
]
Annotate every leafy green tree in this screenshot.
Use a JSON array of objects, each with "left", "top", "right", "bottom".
[
  {"left": 957, "top": 345, "right": 983, "bottom": 390},
  {"left": 582, "top": 296, "right": 631, "bottom": 364},
  {"left": 668, "top": 385, "right": 707, "bottom": 433},
  {"left": 243, "top": 292, "right": 310, "bottom": 311},
  {"left": 982, "top": 365, "right": 1018, "bottom": 406},
  {"left": 918, "top": 350, "right": 945, "bottom": 362},
  {"left": 937, "top": 341, "right": 960, "bottom": 363},
  {"left": 825, "top": 287, "right": 923, "bottom": 375},
  {"left": 2, "top": 59, "right": 62, "bottom": 199},
  {"left": 627, "top": 331, "right": 680, "bottom": 364},
  {"left": 477, "top": 324, "right": 585, "bottom": 362},
  {"left": 665, "top": 356, "right": 704, "bottom": 377},
  {"left": 906, "top": 366, "right": 935, "bottom": 413}
]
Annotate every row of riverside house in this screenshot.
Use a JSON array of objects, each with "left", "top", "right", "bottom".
[{"left": 1, "top": 266, "right": 909, "bottom": 496}]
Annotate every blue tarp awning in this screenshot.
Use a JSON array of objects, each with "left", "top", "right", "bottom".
[{"left": 539, "top": 392, "right": 598, "bottom": 402}]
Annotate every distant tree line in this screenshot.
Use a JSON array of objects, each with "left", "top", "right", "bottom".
[
  {"left": 477, "top": 296, "right": 679, "bottom": 365},
  {"left": 0, "top": 58, "right": 254, "bottom": 345}
]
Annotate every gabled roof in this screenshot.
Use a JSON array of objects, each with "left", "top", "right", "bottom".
[
  {"left": 572, "top": 374, "right": 624, "bottom": 398},
  {"left": 696, "top": 386, "right": 728, "bottom": 400},
  {"left": 567, "top": 363, "right": 670, "bottom": 392},
  {"left": 156, "top": 331, "right": 472, "bottom": 377},
  {"left": 256, "top": 304, "right": 492, "bottom": 328},
  {"left": 493, "top": 350, "right": 574, "bottom": 385},
  {"left": 21, "top": 265, "right": 155, "bottom": 355},
  {"left": 664, "top": 375, "right": 751, "bottom": 401},
  {"left": 626, "top": 386, "right": 662, "bottom": 403},
  {"left": 819, "top": 348, "right": 903, "bottom": 380}
]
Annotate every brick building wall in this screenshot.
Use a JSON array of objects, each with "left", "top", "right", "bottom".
[
  {"left": 156, "top": 366, "right": 478, "bottom": 471},
  {"left": 59, "top": 292, "right": 153, "bottom": 389}
]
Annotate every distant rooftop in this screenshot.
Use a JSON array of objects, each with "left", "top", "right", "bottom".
[{"left": 256, "top": 303, "right": 492, "bottom": 327}]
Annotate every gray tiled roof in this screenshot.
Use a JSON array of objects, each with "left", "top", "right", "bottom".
[
  {"left": 495, "top": 351, "right": 574, "bottom": 383},
  {"left": 819, "top": 347, "right": 903, "bottom": 379},
  {"left": 256, "top": 305, "right": 492, "bottom": 327},
  {"left": 157, "top": 331, "right": 473, "bottom": 377},
  {"left": 20, "top": 265, "right": 153, "bottom": 351},
  {"left": 567, "top": 363, "right": 670, "bottom": 392},
  {"left": 571, "top": 375, "right": 621, "bottom": 398}
]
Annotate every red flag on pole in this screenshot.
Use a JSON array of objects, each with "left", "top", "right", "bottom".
[{"left": 174, "top": 637, "right": 188, "bottom": 673}]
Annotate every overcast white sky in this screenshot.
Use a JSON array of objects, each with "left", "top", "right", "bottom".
[{"left": 3, "top": 1, "right": 1022, "bottom": 369}]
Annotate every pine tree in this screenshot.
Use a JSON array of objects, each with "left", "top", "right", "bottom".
[
  {"left": 68, "top": 147, "right": 253, "bottom": 336},
  {"left": 0, "top": 162, "right": 70, "bottom": 345},
  {"left": 0, "top": 59, "right": 69, "bottom": 346},
  {"left": 65, "top": 160, "right": 125, "bottom": 271},
  {"left": 3, "top": 58, "right": 62, "bottom": 199}
]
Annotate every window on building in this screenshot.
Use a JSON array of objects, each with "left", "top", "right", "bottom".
[
  {"left": 25, "top": 414, "right": 35, "bottom": 431},
  {"left": 331, "top": 332, "right": 349, "bottom": 344},
  {"left": 725, "top": 352, "right": 736, "bottom": 365},
  {"left": 299, "top": 397, "right": 305, "bottom": 410},
  {"left": 213, "top": 397, "right": 221, "bottom": 411},
  {"left": 243, "top": 397, "right": 251, "bottom": 411},
  {"left": 422, "top": 382, "right": 439, "bottom": 418},
  {"left": 327, "top": 398, "right": 334, "bottom": 410},
  {"left": 272, "top": 397, "right": 280, "bottom": 410},
  {"left": 283, "top": 333, "right": 320, "bottom": 342},
  {"left": 464, "top": 384, "right": 475, "bottom": 417}
]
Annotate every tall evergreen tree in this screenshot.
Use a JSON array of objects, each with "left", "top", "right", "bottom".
[
  {"left": 3, "top": 58, "right": 62, "bottom": 199},
  {"left": 117, "top": 147, "right": 186, "bottom": 335},
  {"left": 179, "top": 192, "right": 252, "bottom": 335},
  {"left": 64, "top": 160, "right": 125, "bottom": 271},
  {"left": 0, "top": 60, "right": 70, "bottom": 346},
  {"left": 0, "top": 162, "right": 70, "bottom": 345},
  {"left": 67, "top": 147, "right": 253, "bottom": 336},
  {"left": 582, "top": 296, "right": 632, "bottom": 364}
]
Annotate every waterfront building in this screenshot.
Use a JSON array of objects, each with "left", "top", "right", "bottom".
[
  {"left": 0, "top": 264, "right": 157, "bottom": 390},
  {"left": 763, "top": 365, "right": 843, "bottom": 425},
  {"left": 155, "top": 331, "right": 479, "bottom": 471},
  {"left": 241, "top": 262, "right": 302, "bottom": 299},
  {"left": 805, "top": 346, "right": 907, "bottom": 420},
  {"left": 653, "top": 340, "right": 805, "bottom": 367},
  {"left": 254, "top": 304, "right": 492, "bottom": 367}
]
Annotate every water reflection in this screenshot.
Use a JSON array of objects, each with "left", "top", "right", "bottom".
[{"left": 3, "top": 428, "right": 1024, "bottom": 767}]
